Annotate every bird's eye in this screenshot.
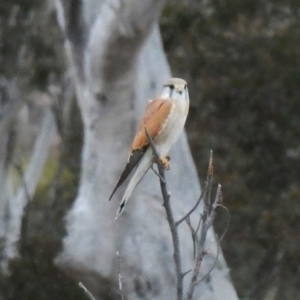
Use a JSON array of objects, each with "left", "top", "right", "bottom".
[{"left": 169, "top": 84, "right": 175, "bottom": 89}]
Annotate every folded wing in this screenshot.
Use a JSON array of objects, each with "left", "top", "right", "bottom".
[
  {"left": 109, "top": 98, "right": 172, "bottom": 201},
  {"left": 109, "top": 148, "right": 147, "bottom": 200}
]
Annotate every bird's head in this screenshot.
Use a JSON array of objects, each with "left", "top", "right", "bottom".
[{"left": 161, "top": 78, "right": 189, "bottom": 102}]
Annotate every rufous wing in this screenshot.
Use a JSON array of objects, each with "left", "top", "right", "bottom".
[
  {"left": 109, "top": 98, "right": 172, "bottom": 200},
  {"left": 131, "top": 98, "right": 173, "bottom": 150}
]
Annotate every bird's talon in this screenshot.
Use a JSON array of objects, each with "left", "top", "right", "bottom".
[{"left": 160, "top": 157, "right": 170, "bottom": 170}]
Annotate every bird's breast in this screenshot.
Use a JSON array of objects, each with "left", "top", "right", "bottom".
[{"left": 154, "top": 100, "right": 188, "bottom": 156}]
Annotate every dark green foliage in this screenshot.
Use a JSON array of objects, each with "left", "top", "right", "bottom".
[
  {"left": 161, "top": 1, "right": 300, "bottom": 299},
  {"left": 0, "top": 0, "right": 64, "bottom": 89}
]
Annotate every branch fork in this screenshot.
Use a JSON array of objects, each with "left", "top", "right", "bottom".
[{"left": 145, "top": 130, "right": 226, "bottom": 300}]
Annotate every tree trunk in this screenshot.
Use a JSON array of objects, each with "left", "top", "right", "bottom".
[{"left": 54, "top": 1, "right": 239, "bottom": 299}]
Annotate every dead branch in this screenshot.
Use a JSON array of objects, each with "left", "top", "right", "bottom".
[
  {"left": 145, "top": 128, "right": 183, "bottom": 300},
  {"left": 186, "top": 152, "right": 223, "bottom": 300},
  {"left": 175, "top": 190, "right": 204, "bottom": 227},
  {"left": 185, "top": 216, "right": 197, "bottom": 259},
  {"left": 196, "top": 238, "right": 220, "bottom": 286},
  {"left": 218, "top": 204, "right": 230, "bottom": 243}
]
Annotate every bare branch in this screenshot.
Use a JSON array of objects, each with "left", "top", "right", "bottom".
[
  {"left": 218, "top": 204, "right": 230, "bottom": 243},
  {"left": 175, "top": 190, "right": 204, "bottom": 227},
  {"left": 195, "top": 213, "right": 203, "bottom": 235},
  {"left": 206, "top": 184, "right": 222, "bottom": 229},
  {"left": 185, "top": 217, "right": 197, "bottom": 259},
  {"left": 196, "top": 239, "right": 221, "bottom": 286},
  {"left": 206, "top": 150, "right": 214, "bottom": 210},
  {"left": 79, "top": 282, "right": 97, "bottom": 300},
  {"left": 186, "top": 151, "right": 223, "bottom": 300},
  {"left": 150, "top": 165, "right": 166, "bottom": 183},
  {"left": 182, "top": 269, "right": 192, "bottom": 279},
  {"left": 145, "top": 128, "right": 183, "bottom": 300}
]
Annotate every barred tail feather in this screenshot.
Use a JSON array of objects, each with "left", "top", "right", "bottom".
[{"left": 115, "top": 150, "right": 152, "bottom": 219}]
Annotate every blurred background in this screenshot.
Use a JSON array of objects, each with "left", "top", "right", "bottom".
[{"left": 0, "top": 0, "right": 299, "bottom": 299}]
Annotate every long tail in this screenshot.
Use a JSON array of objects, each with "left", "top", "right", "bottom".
[{"left": 115, "top": 150, "right": 152, "bottom": 219}]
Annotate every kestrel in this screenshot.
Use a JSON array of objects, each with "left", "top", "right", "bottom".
[{"left": 110, "top": 78, "right": 190, "bottom": 219}]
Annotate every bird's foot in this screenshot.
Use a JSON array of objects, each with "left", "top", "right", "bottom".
[{"left": 160, "top": 156, "right": 170, "bottom": 170}]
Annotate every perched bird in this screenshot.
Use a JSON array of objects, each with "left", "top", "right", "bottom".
[{"left": 110, "top": 78, "right": 190, "bottom": 219}]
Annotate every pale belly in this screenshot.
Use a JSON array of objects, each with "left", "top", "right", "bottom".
[{"left": 154, "top": 104, "right": 187, "bottom": 157}]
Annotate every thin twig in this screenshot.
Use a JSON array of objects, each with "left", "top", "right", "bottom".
[
  {"left": 206, "top": 150, "right": 214, "bottom": 211},
  {"left": 195, "top": 214, "right": 203, "bottom": 235},
  {"left": 182, "top": 269, "right": 192, "bottom": 279},
  {"left": 175, "top": 190, "right": 204, "bottom": 227},
  {"left": 218, "top": 204, "right": 230, "bottom": 243},
  {"left": 206, "top": 184, "right": 222, "bottom": 228},
  {"left": 79, "top": 282, "right": 97, "bottom": 300},
  {"left": 185, "top": 217, "right": 197, "bottom": 259},
  {"left": 116, "top": 251, "right": 125, "bottom": 300},
  {"left": 145, "top": 128, "right": 183, "bottom": 300},
  {"left": 150, "top": 165, "right": 165, "bottom": 183},
  {"left": 186, "top": 151, "right": 222, "bottom": 300},
  {"left": 196, "top": 239, "right": 220, "bottom": 286}
]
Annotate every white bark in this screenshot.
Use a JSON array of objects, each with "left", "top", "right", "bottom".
[
  {"left": 1, "top": 108, "right": 56, "bottom": 270},
  {"left": 0, "top": 81, "right": 26, "bottom": 250},
  {"left": 55, "top": 1, "right": 239, "bottom": 299}
]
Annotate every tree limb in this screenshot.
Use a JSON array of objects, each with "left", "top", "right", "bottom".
[
  {"left": 145, "top": 128, "right": 183, "bottom": 300},
  {"left": 186, "top": 152, "right": 222, "bottom": 300},
  {"left": 176, "top": 190, "right": 204, "bottom": 227}
]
